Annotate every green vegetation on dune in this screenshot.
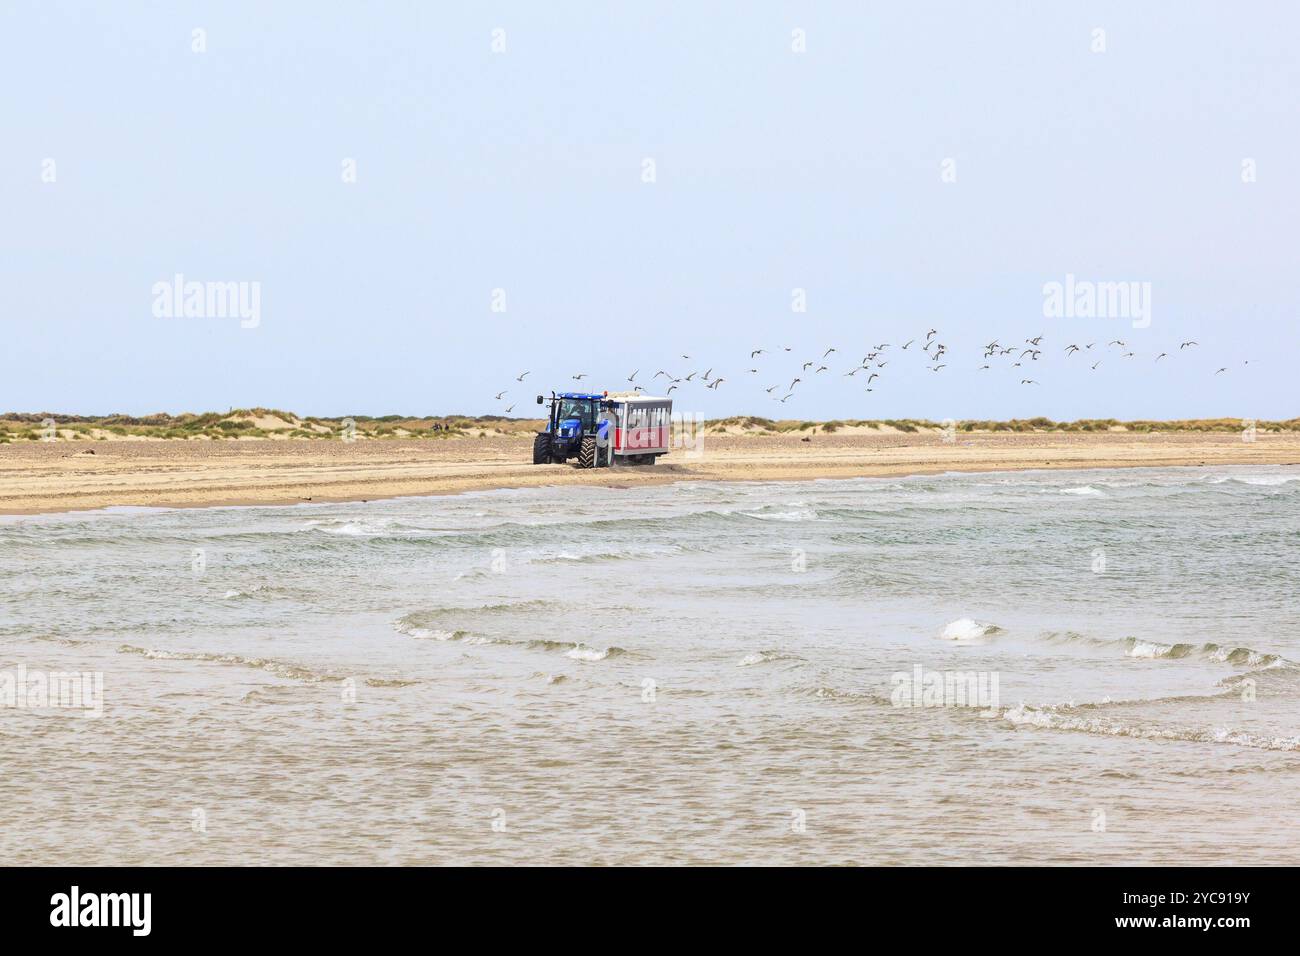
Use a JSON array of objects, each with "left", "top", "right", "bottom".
[{"left": 0, "top": 411, "right": 1295, "bottom": 442}]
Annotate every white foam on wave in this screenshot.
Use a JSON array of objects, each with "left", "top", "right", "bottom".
[
  {"left": 565, "top": 644, "right": 611, "bottom": 662},
  {"left": 1207, "top": 646, "right": 1277, "bottom": 668},
  {"left": 393, "top": 619, "right": 461, "bottom": 641},
  {"left": 1127, "top": 640, "right": 1175, "bottom": 659},
  {"left": 737, "top": 650, "right": 797, "bottom": 667},
  {"left": 303, "top": 518, "right": 432, "bottom": 537},
  {"left": 1208, "top": 473, "right": 1300, "bottom": 487},
  {"left": 940, "top": 618, "right": 1001, "bottom": 642},
  {"left": 221, "top": 584, "right": 282, "bottom": 600},
  {"left": 1059, "top": 485, "right": 1104, "bottom": 496},
  {"left": 313, "top": 521, "right": 371, "bottom": 536},
  {"left": 1002, "top": 703, "right": 1300, "bottom": 752},
  {"left": 739, "top": 503, "right": 819, "bottom": 522}
]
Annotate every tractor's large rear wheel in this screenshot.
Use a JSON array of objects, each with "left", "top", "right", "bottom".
[
  {"left": 577, "top": 436, "right": 597, "bottom": 469},
  {"left": 532, "top": 433, "right": 551, "bottom": 464}
]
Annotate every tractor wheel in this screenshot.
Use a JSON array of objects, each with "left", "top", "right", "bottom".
[
  {"left": 532, "top": 433, "right": 551, "bottom": 464},
  {"left": 577, "top": 436, "right": 598, "bottom": 469}
]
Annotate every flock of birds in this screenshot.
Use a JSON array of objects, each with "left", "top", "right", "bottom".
[{"left": 489, "top": 329, "right": 1251, "bottom": 412}]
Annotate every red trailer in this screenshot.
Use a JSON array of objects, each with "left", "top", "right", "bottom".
[{"left": 603, "top": 392, "right": 672, "bottom": 465}]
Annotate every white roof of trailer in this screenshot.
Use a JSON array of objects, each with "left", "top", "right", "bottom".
[{"left": 605, "top": 391, "right": 671, "bottom": 402}]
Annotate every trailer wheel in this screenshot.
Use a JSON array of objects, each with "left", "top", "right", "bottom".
[
  {"left": 532, "top": 433, "right": 551, "bottom": 464},
  {"left": 577, "top": 436, "right": 597, "bottom": 469}
]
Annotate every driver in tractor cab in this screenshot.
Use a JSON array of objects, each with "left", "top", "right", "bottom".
[{"left": 558, "top": 397, "right": 595, "bottom": 432}]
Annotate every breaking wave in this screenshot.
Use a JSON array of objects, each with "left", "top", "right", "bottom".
[
  {"left": 1121, "top": 637, "right": 1282, "bottom": 668},
  {"left": 940, "top": 618, "right": 1002, "bottom": 641},
  {"left": 392, "top": 615, "right": 625, "bottom": 661},
  {"left": 117, "top": 644, "right": 334, "bottom": 683},
  {"left": 737, "top": 649, "right": 805, "bottom": 667},
  {"left": 1002, "top": 702, "right": 1300, "bottom": 752}
]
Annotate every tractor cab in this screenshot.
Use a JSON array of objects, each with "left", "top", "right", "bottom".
[{"left": 554, "top": 395, "right": 598, "bottom": 440}]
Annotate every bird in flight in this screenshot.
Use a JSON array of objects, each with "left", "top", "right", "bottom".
[
  {"left": 1021, "top": 379, "right": 1039, "bottom": 385},
  {"left": 1155, "top": 353, "right": 1167, "bottom": 362},
  {"left": 1180, "top": 341, "right": 1198, "bottom": 349},
  {"left": 823, "top": 347, "right": 836, "bottom": 358},
  {"left": 571, "top": 373, "right": 587, "bottom": 381},
  {"left": 515, "top": 371, "right": 530, "bottom": 382},
  {"left": 627, "top": 370, "right": 638, "bottom": 382},
  {"left": 494, "top": 390, "right": 508, "bottom": 400},
  {"left": 751, "top": 349, "right": 766, "bottom": 358},
  {"left": 504, "top": 404, "right": 515, "bottom": 413}
]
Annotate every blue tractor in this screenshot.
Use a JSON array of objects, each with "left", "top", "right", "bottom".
[{"left": 533, "top": 392, "right": 612, "bottom": 468}]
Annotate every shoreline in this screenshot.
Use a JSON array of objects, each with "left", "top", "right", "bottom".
[{"left": 2, "top": 432, "right": 1297, "bottom": 517}]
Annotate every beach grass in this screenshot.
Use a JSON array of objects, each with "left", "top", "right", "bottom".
[{"left": 1, "top": 410, "right": 1296, "bottom": 442}]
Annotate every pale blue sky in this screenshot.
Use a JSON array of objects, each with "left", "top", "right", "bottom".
[{"left": 3, "top": 2, "right": 1296, "bottom": 420}]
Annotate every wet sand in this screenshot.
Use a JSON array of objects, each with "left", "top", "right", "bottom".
[{"left": 2, "top": 431, "right": 1298, "bottom": 515}]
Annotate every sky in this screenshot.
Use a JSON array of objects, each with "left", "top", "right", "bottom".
[{"left": 2, "top": 1, "right": 1297, "bottom": 421}]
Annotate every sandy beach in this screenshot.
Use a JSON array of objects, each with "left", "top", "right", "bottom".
[{"left": 2, "top": 430, "right": 1297, "bottom": 515}]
